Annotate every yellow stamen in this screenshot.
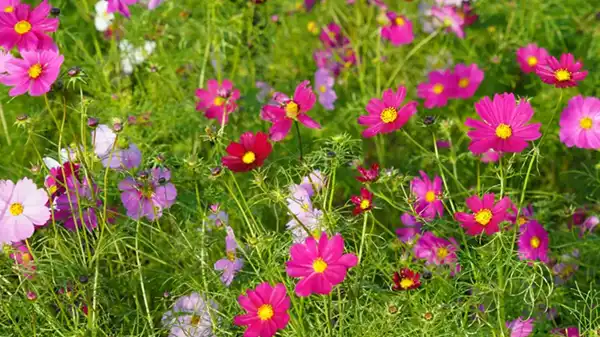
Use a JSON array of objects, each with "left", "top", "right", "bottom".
[
  {"left": 28, "top": 64, "right": 43, "bottom": 79},
  {"left": 22, "top": 253, "right": 32, "bottom": 264},
  {"left": 400, "top": 278, "right": 414, "bottom": 289},
  {"left": 227, "top": 251, "right": 236, "bottom": 261},
  {"left": 458, "top": 78, "right": 470, "bottom": 88},
  {"left": 285, "top": 101, "right": 299, "bottom": 119},
  {"left": 9, "top": 203, "right": 24, "bottom": 216},
  {"left": 190, "top": 314, "right": 201, "bottom": 325},
  {"left": 213, "top": 96, "right": 226, "bottom": 106},
  {"left": 554, "top": 69, "right": 571, "bottom": 82},
  {"left": 433, "top": 84, "right": 444, "bottom": 94},
  {"left": 436, "top": 247, "right": 449, "bottom": 259},
  {"left": 312, "top": 258, "right": 328, "bottom": 273},
  {"left": 443, "top": 18, "right": 452, "bottom": 27},
  {"left": 495, "top": 123, "right": 512, "bottom": 139},
  {"left": 319, "top": 85, "right": 327, "bottom": 93},
  {"left": 380, "top": 107, "right": 398, "bottom": 124},
  {"left": 14, "top": 20, "right": 32, "bottom": 34},
  {"left": 242, "top": 151, "right": 256, "bottom": 164},
  {"left": 580, "top": 117, "right": 593, "bottom": 130},
  {"left": 360, "top": 199, "right": 370, "bottom": 210},
  {"left": 48, "top": 185, "right": 58, "bottom": 195},
  {"left": 517, "top": 216, "right": 528, "bottom": 226},
  {"left": 257, "top": 304, "right": 274, "bottom": 321},
  {"left": 425, "top": 191, "right": 436, "bottom": 203},
  {"left": 4, "top": 6, "right": 14, "bottom": 12},
  {"left": 307, "top": 21, "right": 319, "bottom": 34},
  {"left": 474, "top": 209, "right": 492, "bottom": 226},
  {"left": 395, "top": 17, "right": 405, "bottom": 26},
  {"left": 530, "top": 236, "right": 540, "bottom": 248},
  {"left": 527, "top": 56, "right": 538, "bottom": 67}
]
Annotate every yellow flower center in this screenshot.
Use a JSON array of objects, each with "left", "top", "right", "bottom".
[
  {"left": 22, "top": 253, "right": 32, "bottom": 264},
  {"left": 285, "top": 101, "right": 299, "bottom": 119},
  {"left": 257, "top": 304, "right": 274, "bottom": 321},
  {"left": 474, "top": 209, "right": 492, "bottom": 226},
  {"left": 554, "top": 69, "right": 571, "bottom": 82},
  {"left": 227, "top": 251, "right": 236, "bottom": 261},
  {"left": 319, "top": 85, "right": 327, "bottom": 93},
  {"left": 530, "top": 236, "right": 540, "bottom": 248},
  {"left": 458, "top": 78, "right": 470, "bottom": 88},
  {"left": 443, "top": 18, "right": 452, "bottom": 27},
  {"left": 360, "top": 199, "right": 371, "bottom": 210},
  {"left": 580, "top": 117, "right": 593, "bottom": 130},
  {"left": 425, "top": 191, "right": 436, "bottom": 203},
  {"left": 312, "top": 257, "right": 328, "bottom": 273},
  {"left": 28, "top": 64, "right": 43, "bottom": 79},
  {"left": 436, "top": 247, "right": 449, "bottom": 259},
  {"left": 213, "top": 96, "right": 226, "bottom": 106},
  {"left": 395, "top": 17, "right": 405, "bottom": 26},
  {"left": 433, "top": 83, "right": 444, "bottom": 94},
  {"left": 495, "top": 123, "right": 512, "bottom": 139},
  {"left": 14, "top": 20, "right": 32, "bottom": 34},
  {"left": 242, "top": 151, "right": 256, "bottom": 164},
  {"left": 307, "top": 21, "right": 319, "bottom": 34},
  {"left": 9, "top": 203, "right": 24, "bottom": 216},
  {"left": 380, "top": 107, "right": 398, "bottom": 123},
  {"left": 4, "top": 6, "right": 14, "bottom": 12},
  {"left": 517, "top": 216, "right": 528, "bottom": 226},
  {"left": 527, "top": 56, "right": 538, "bottom": 67},
  {"left": 141, "top": 189, "right": 154, "bottom": 198},
  {"left": 48, "top": 185, "right": 58, "bottom": 195},
  {"left": 400, "top": 278, "right": 414, "bottom": 289},
  {"left": 301, "top": 202, "right": 310, "bottom": 212},
  {"left": 190, "top": 314, "right": 201, "bottom": 325}
]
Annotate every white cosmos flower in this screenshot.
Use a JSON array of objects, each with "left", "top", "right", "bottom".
[{"left": 94, "top": 1, "right": 114, "bottom": 32}]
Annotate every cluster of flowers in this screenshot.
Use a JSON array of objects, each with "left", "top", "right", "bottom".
[{"left": 285, "top": 171, "right": 327, "bottom": 242}]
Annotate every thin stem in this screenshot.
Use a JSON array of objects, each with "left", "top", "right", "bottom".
[
  {"left": 0, "top": 102, "right": 10, "bottom": 146},
  {"left": 294, "top": 121, "right": 304, "bottom": 161},
  {"left": 357, "top": 212, "right": 369, "bottom": 263},
  {"left": 385, "top": 29, "right": 440, "bottom": 88}
]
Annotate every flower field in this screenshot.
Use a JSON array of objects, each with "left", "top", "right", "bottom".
[{"left": 0, "top": 0, "right": 599, "bottom": 336}]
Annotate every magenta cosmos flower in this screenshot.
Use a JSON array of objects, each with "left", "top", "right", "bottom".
[
  {"left": 535, "top": 53, "right": 587, "bottom": 88},
  {"left": 118, "top": 168, "right": 177, "bottom": 221},
  {"left": 452, "top": 63, "right": 484, "bottom": 99},
  {"left": 411, "top": 171, "right": 444, "bottom": 220},
  {"left": 260, "top": 80, "right": 320, "bottom": 141},
  {"left": 0, "top": 178, "right": 50, "bottom": 243},
  {"left": 506, "top": 317, "right": 534, "bottom": 337},
  {"left": 357, "top": 86, "right": 418, "bottom": 138},
  {"left": 516, "top": 44, "right": 549, "bottom": 74},
  {"left": 455, "top": 193, "right": 511, "bottom": 236},
  {"left": 559, "top": 95, "right": 600, "bottom": 149},
  {"left": 465, "top": 93, "right": 542, "bottom": 154},
  {"left": 286, "top": 232, "right": 358, "bottom": 297},
  {"left": 381, "top": 11, "right": 414, "bottom": 46},
  {"left": 320, "top": 22, "right": 348, "bottom": 49},
  {"left": 233, "top": 282, "right": 290, "bottom": 337},
  {"left": 54, "top": 179, "right": 101, "bottom": 231},
  {"left": 0, "top": 0, "right": 58, "bottom": 52},
  {"left": 0, "top": 0, "right": 21, "bottom": 13},
  {"left": 195, "top": 79, "right": 240, "bottom": 125},
  {"left": 1, "top": 49, "right": 63, "bottom": 96},
  {"left": 107, "top": 0, "right": 138, "bottom": 18},
  {"left": 396, "top": 213, "right": 423, "bottom": 244},
  {"left": 551, "top": 327, "right": 580, "bottom": 337},
  {"left": 431, "top": 6, "right": 464, "bottom": 38},
  {"left": 518, "top": 221, "right": 549, "bottom": 263},
  {"left": 413, "top": 231, "right": 459, "bottom": 266},
  {"left": 417, "top": 70, "right": 455, "bottom": 109}
]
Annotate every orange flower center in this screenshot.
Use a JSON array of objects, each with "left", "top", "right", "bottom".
[
  {"left": 425, "top": 191, "right": 436, "bottom": 203},
  {"left": 580, "top": 117, "right": 593, "bottom": 130},
  {"left": 530, "top": 236, "right": 540, "bottom": 248},
  {"left": 285, "top": 101, "right": 299, "bottom": 119},
  {"left": 495, "top": 123, "right": 512, "bottom": 139},
  {"left": 380, "top": 107, "right": 398, "bottom": 123},
  {"left": 474, "top": 209, "right": 492, "bottom": 226},
  {"left": 458, "top": 78, "right": 470, "bottom": 88},
  {"left": 14, "top": 20, "right": 32, "bottom": 34},
  {"left": 554, "top": 69, "right": 571, "bottom": 82},
  {"left": 312, "top": 257, "right": 328, "bottom": 273},
  {"left": 242, "top": 151, "right": 256, "bottom": 164},
  {"left": 28, "top": 64, "right": 43, "bottom": 79},
  {"left": 257, "top": 304, "right": 274, "bottom": 321},
  {"left": 9, "top": 203, "right": 24, "bottom": 216},
  {"left": 527, "top": 56, "right": 538, "bottom": 67},
  {"left": 433, "top": 83, "right": 444, "bottom": 94}
]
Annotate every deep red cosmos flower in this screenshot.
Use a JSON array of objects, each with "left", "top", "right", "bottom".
[
  {"left": 222, "top": 132, "right": 273, "bottom": 172},
  {"left": 350, "top": 187, "right": 373, "bottom": 215},
  {"left": 392, "top": 268, "right": 421, "bottom": 290},
  {"left": 356, "top": 163, "right": 380, "bottom": 183}
]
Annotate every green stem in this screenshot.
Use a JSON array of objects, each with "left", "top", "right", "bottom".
[
  {"left": 385, "top": 29, "right": 440, "bottom": 88},
  {"left": 294, "top": 121, "right": 304, "bottom": 161},
  {"left": 357, "top": 212, "right": 369, "bottom": 263}
]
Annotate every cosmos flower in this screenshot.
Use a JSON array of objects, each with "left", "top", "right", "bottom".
[
  {"left": 195, "top": 79, "right": 240, "bottom": 125},
  {"left": 286, "top": 207, "right": 323, "bottom": 244},
  {"left": 161, "top": 292, "right": 218, "bottom": 337},
  {"left": 350, "top": 188, "right": 373, "bottom": 215},
  {"left": 552, "top": 250, "right": 579, "bottom": 284},
  {"left": 314, "top": 68, "right": 337, "bottom": 110},
  {"left": 260, "top": 80, "right": 320, "bottom": 141},
  {"left": 119, "top": 39, "right": 156, "bottom": 74},
  {"left": 452, "top": 63, "right": 484, "bottom": 99},
  {"left": 411, "top": 171, "right": 444, "bottom": 220},
  {"left": 0, "top": 49, "right": 63, "bottom": 97},
  {"left": 286, "top": 232, "right": 358, "bottom": 296},
  {"left": 480, "top": 149, "right": 502, "bottom": 163},
  {"left": 147, "top": 0, "right": 164, "bottom": 10},
  {"left": 356, "top": 163, "right": 379, "bottom": 183},
  {"left": 298, "top": 170, "right": 326, "bottom": 197},
  {"left": 507, "top": 204, "right": 535, "bottom": 228},
  {"left": 550, "top": 327, "right": 580, "bottom": 337},
  {"left": 313, "top": 49, "right": 341, "bottom": 76},
  {"left": 214, "top": 226, "right": 243, "bottom": 286},
  {"left": 0, "top": 0, "right": 59, "bottom": 52},
  {"left": 221, "top": 132, "right": 272, "bottom": 172},
  {"left": 455, "top": 193, "right": 511, "bottom": 236},
  {"left": 0, "top": 0, "right": 21, "bottom": 13},
  {"left": 107, "top": 0, "right": 138, "bottom": 18},
  {"left": 94, "top": 1, "right": 114, "bottom": 32},
  {"left": 10, "top": 241, "right": 36, "bottom": 279},
  {"left": 417, "top": 70, "right": 455, "bottom": 109},
  {"left": 535, "top": 53, "right": 587, "bottom": 88},
  {"left": 558, "top": 95, "right": 600, "bottom": 149},
  {"left": 516, "top": 44, "right": 549, "bottom": 74},
  {"left": 413, "top": 231, "right": 459, "bottom": 267},
  {"left": 55, "top": 179, "right": 101, "bottom": 231},
  {"left": 0, "top": 46, "right": 14, "bottom": 75},
  {"left": 44, "top": 161, "right": 80, "bottom": 200},
  {"left": 255, "top": 81, "right": 274, "bottom": 103},
  {"left": 207, "top": 204, "right": 228, "bottom": 229},
  {"left": 517, "top": 221, "right": 549, "bottom": 263},
  {"left": 92, "top": 124, "right": 142, "bottom": 170},
  {"left": 381, "top": 11, "right": 414, "bottom": 46},
  {"left": 358, "top": 86, "right": 418, "bottom": 138},
  {"left": 579, "top": 216, "right": 599, "bottom": 236},
  {"left": 465, "top": 93, "right": 542, "bottom": 154},
  {"left": 118, "top": 168, "right": 177, "bottom": 221},
  {"left": 430, "top": 6, "right": 465, "bottom": 38},
  {"left": 320, "top": 23, "right": 348, "bottom": 49},
  {"left": 392, "top": 268, "right": 421, "bottom": 291},
  {"left": 396, "top": 213, "right": 423, "bottom": 244},
  {"left": 506, "top": 317, "right": 534, "bottom": 337},
  {"left": 233, "top": 282, "right": 290, "bottom": 337},
  {"left": 0, "top": 178, "right": 50, "bottom": 243}
]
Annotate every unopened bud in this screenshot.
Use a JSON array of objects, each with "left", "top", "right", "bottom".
[{"left": 87, "top": 117, "right": 99, "bottom": 128}]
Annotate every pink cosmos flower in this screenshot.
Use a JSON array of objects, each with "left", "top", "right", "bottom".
[
  {"left": 480, "top": 149, "right": 502, "bottom": 163},
  {"left": 233, "top": 282, "right": 290, "bottom": 337},
  {"left": 518, "top": 221, "right": 549, "bottom": 263},
  {"left": 195, "top": 79, "right": 240, "bottom": 125},
  {"left": 286, "top": 232, "right": 358, "bottom": 297},
  {"left": 516, "top": 44, "right": 549, "bottom": 74},
  {"left": 299, "top": 170, "right": 326, "bottom": 197},
  {"left": 507, "top": 204, "right": 535, "bottom": 228},
  {"left": 320, "top": 23, "right": 348, "bottom": 49},
  {"left": 54, "top": 179, "right": 101, "bottom": 231},
  {"left": 92, "top": 124, "right": 142, "bottom": 170},
  {"left": 535, "top": 53, "right": 587, "bottom": 88},
  {"left": 455, "top": 193, "right": 511, "bottom": 236},
  {"left": 0, "top": 47, "right": 14, "bottom": 76},
  {"left": 314, "top": 68, "right": 337, "bottom": 110},
  {"left": 411, "top": 171, "right": 444, "bottom": 220},
  {"left": 260, "top": 80, "right": 320, "bottom": 141},
  {"left": 381, "top": 11, "right": 414, "bottom": 46},
  {"left": 0, "top": 0, "right": 21, "bottom": 13},
  {"left": 558, "top": 95, "right": 600, "bottom": 149},
  {"left": 417, "top": 70, "right": 455, "bottom": 109},
  {"left": 506, "top": 317, "right": 534, "bottom": 337},
  {"left": 0, "top": 0, "right": 58, "bottom": 52},
  {"left": 0, "top": 178, "right": 50, "bottom": 243},
  {"left": 107, "top": 0, "right": 138, "bottom": 18},
  {"left": 357, "top": 86, "right": 418, "bottom": 138},
  {"left": 396, "top": 213, "right": 423, "bottom": 244},
  {"left": 551, "top": 327, "right": 580, "bottom": 337},
  {"left": 0, "top": 49, "right": 63, "bottom": 96},
  {"left": 452, "top": 63, "right": 484, "bottom": 99},
  {"left": 413, "top": 231, "right": 459, "bottom": 266},
  {"left": 465, "top": 93, "right": 542, "bottom": 154},
  {"left": 430, "top": 6, "right": 464, "bottom": 38},
  {"left": 147, "top": 0, "right": 163, "bottom": 10},
  {"left": 118, "top": 168, "right": 177, "bottom": 221}
]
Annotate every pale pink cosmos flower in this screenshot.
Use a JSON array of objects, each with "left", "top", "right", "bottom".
[
  {"left": 381, "top": 11, "right": 414, "bottom": 46},
  {"left": 417, "top": 70, "right": 455, "bottom": 108},
  {"left": 357, "top": 86, "right": 418, "bottom": 138},
  {"left": 260, "top": 80, "right": 320, "bottom": 142},
  {"left": 0, "top": 178, "right": 50, "bottom": 243},
  {"left": 0, "top": 47, "right": 14, "bottom": 76},
  {"left": 452, "top": 63, "right": 484, "bottom": 99},
  {"left": 431, "top": 6, "right": 464, "bottom": 38},
  {"left": 516, "top": 44, "right": 549, "bottom": 74},
  {"left": 558, "top": 95, "right": 600, "bottom": 150},
  {"left": 92, "top": 124, "right": 142, "bottom": 169},
  {"left": 480, "top": 149, "right": 502, "bottom": 163},
  {"left": 107, "top": 0, "right": 138, "bottom": 18},
  {"left": 1, "top": 49, "right": 63, "bottom": 96},
  {"left": 0, "top": 0, "right": 58, "bottom": 52},
  {"left": 410, "top": 171, "right": 444, "bottom": 220},
  {"left": 147, "top": 0, "right": 163, "bottom": 10}
]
